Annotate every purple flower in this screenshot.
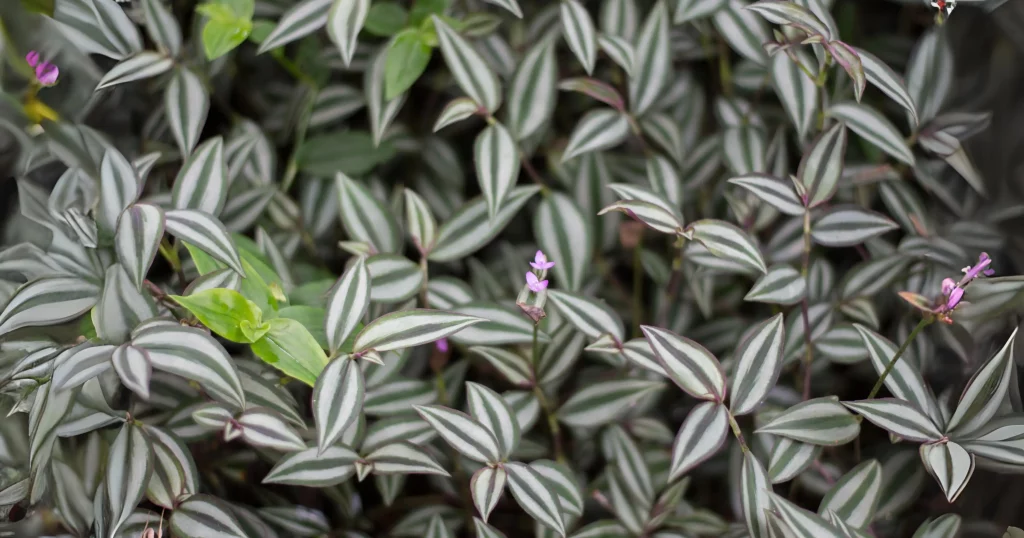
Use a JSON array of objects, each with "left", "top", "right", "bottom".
[
  {"left": 959, "top": 252, "right": 994, "bottom": 286},
  {"left": 26, "top": 51, "right": 58, "bottom": 86},
  {"left": 945, "top": 286, "right": 964, "bottom": 311},
  {"left": 530, "top": 250, "right": 555, "bottom": 270},
  {"left": 435, "top": 338, "right": 449, "bottom": 353},
  {"left": 526, "top": 271, "right": 548, "bottom": 293}
]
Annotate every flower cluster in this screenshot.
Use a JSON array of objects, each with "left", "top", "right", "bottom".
[
  {"left": 517, "top": 250, "right": 555, "bottom": 323},
  {"left": 902, "top": 252, "right": 994, "bottom": 324},
  {"left": 26, "top": 51, "right": 59, "bottom": 86},
  {"left": 525, "top": 250, "right": 554, "bottom": 292}
]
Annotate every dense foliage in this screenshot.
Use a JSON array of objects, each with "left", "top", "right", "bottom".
[{"left": 1, "top": 0, "right": 1024, "bottom": 536}]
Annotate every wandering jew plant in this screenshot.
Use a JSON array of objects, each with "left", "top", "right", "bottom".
[{"left": 1, "top": 0, "right": 1024, "bottom": 536}]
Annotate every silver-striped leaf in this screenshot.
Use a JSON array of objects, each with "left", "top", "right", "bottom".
[
  {"left": 365, "top": 441, "right": 449, "bottom": 475},
  {"left": 669, "top": 401, "right": 729, "bottom": 481},
  {"left": 471, "top": 466, "right": 507, "bottom": 522},
  {"left": 770, "top": 48, "right": 818, "bottom": 140},
  {"left": 257, "top": 0, "right": 333, "bottom": 54},
  {"left": 628, "top": 1, "right": 671, "bottom": 116},
  {"left": 172, "top": 136, "right": 227, "bottom": 216},
  {"left": 641, "top": 325, "right": 726, "bottom": 401},
  {"left": 560, "top": 0, "right": 598, "bottom": 75},
  {"left": 115, "top": 204, "right": 164, "bottom": 291},
  {"left": 535, "top": 193, "right": 592, "bottom": 292},
  {"left": 561, "top": 109, "right": 631, "bottom": 163},
  {"left": 797, "top": 122, "right": 847, "bottom": 208},
  {"left": 164, "top": 67, "right": 209, "bottom": 157},
  {"left": 335, "top": 172, "right": 402, "bottom": 254},
  {"left": 263, "top": 445, "right": 359, "bottom": 486},
  {"left": 827, "top": 103, "right": 914, "bottom": 166},
  {"left": 557, "top": 378, "right": 665, "bottom": 428},
  {"left": 433, "top": 16, "right": 502, "bottom": 113},
  {"left": 819, "top": 459, "right": 882, "bottom": 528},
  {"left": 169, "top": 495, "right": 247, "bottom": 538},
  {"left": 353, "top": 309, "right": 484, "bottom": 354},
  {"left": 919, "top": 441, "right": 974, "bottom": 503},
  {"left": 474, "top": 122, "right": 521, "bottom": 221},
  {"left": 755, "top": 397, "right": 860, "bottom": 446},
  {"left": 451, "top": 302, "right": 550, "bottom": 346},
  {"left": 946, "top": 328, "right": 1017, "bottom": 436},
  {"left": 853, "top": 46, "right": 919, "bottom": 127},
  {"left": 0, "top": 277, "right": 101, "bottom": 338},
  {"left": 237, "top": 408, "right": 306, "bottom": 452},
  {"left": 504, "top": 462, "right": 566, "bottom": 537},
  {"left": 741, "top": 451, "right": 772, "bottom": 538},
  {"left": 111, "top": 344, "right": 152, "bottom": 400},
  {"left": 313, "top": 357, "right": 364, "bottom": 454},
  {"left": 414, "top": 404, "right": 502, "bottom": 464},
  {"left": 730, "top": 314, "right": 785, "bottom": 415},
  {"left": 327, "top": 0, "right": 368, "bottom": 67},
  {"left": 745, "top": 266, "right": 806, "bottom": 305},
  {"left": 164, "top": 209, "right": 243, "bottom": 274},
  {"left": 98, "top": 147, "right": 141, "bottom": 235},
  {"left": 770, "top": 492, "right": 845, "bottom": 538},
  {"left": 811, "top": 206, "right": 899, "bottom": 248},
  {"left": 713, "top": 0, "right": 770, "bottom": 66},
  {"left": 506, "top": 37, "right": 557, "bottom": 141},
  {"left": 324, "top": 255, "right": 371, "bottom": 355},
  {"left": 687, "top": 219, "right": 768, "bottom": 274},
  {"left": 106, "top": 423, "right": 152, "bottom": 537},
  {"left": 728, "top": 173, "right": 804, "bottom": 216},
  {"left": 547, "top": 289, "right": 625, "bottom": 343},
  {"left": 466, "top": 382, "right": 521, "bottom": 459},
  {"left": 429, "top": 186, "right": 541, "bottom": 262},
  {"left": 769, "top": 437, "right": 820, "bottom": 484},
  {"left": 404, "top": 189, "right": 438, "bottom": 255}
]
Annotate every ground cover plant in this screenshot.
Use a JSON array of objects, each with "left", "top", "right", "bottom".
[{"left": 1, "top": 0, "right": 1024, "bottom": 536}]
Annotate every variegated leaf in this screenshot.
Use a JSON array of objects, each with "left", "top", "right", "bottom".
[{"left": 433, "top": 16, "right": 502, "bottom": 113}]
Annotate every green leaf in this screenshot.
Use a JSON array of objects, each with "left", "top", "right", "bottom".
[
  {"left": 251, "top": 318, "right": 330, "bottom": 386},
  {"left": 170, "top": 288, "right": 264, "bottom": 344},
  {"left": 385, "top": 29, "right": 433, "bottom": 99},
  {"left": 365, "top": 2, "right": 409, "bottom": 36},
  {"left": 201, "top": 17, "right": 252, "bottom": 60},
  {"left": 298, "top": 131, "right": 396, "bottom": 177},
  {"left": 411, "top": 0, "right": 449, "bottom": 25}
]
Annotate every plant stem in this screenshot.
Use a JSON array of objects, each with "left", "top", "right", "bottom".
[
  {"left": 655, "top": 236, "right": 687, "bottom": 328},
  {"left": 800, "top": 210, "right": 815, "bottom": 400},
  {"left": 727, "top": 411, "right": 748, "bottom": 453},
  {"left": 632, "top": 233, "right": 644, "bottom": 339},
  {"left": 532, "top": 323, "right": 566, "bottom": 463},
  {"left": 867, "top": 317, "right": 932, "bottom": 400}
]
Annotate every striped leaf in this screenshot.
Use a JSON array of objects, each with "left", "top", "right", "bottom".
[
  {"left": 811, "top": 206, "right": 898, "bottom": 247},
  {"left": 433, "top": 16, "right": 502, "bottom": 113},
  {"left": 170, "top": 495, "right": 247, "bottom": 538},
  {"left": 746, "top": 0, "right": 832, "bottom": 39},
  {"left": 53, "top": 0, "right": 142, "bottom": 58},
  {"left": 960, "top": 416, "right": 1024, "bottom": 466},
  {"left": 561, "top": 109, "right": 631, "bottom": 163},
  {"left": 606, "top": 425, "right": 654, "bottom": 506},
  {"left": 557, "top": 378, "right": 664, "bottom": 428},
  {"left": 713, "top": 0, "right": 770, "bottom": 66},
  {"left": 769, "top": 437, "right": 820, "bottom": 484},
  {"left": 946, "top": 328, "right": 1017, "bottom": 436},
  {"left": 172, "top": 137, "right": 227, "bottom": 216},
  {"left": 335, "top": 172, "right": 402, "bottom": 254},
  {"left": 819, "top": 460, "right": 882, "bottom": 528},
  {"left": 687, "top": 219, "right": 768, "bottom": 274},
  {"left": 741, "top": 451, "right": 772, "bottom": 538},
  {"left": 405, "top": 189, "right": 438, "bottom": 255},
  {"left": 366, "top": 46, "right": 408, "bottom": 146},
  {"left": 547, "top": 289, "right": 625, "bottom": 343},
  {"left": 722, "top": 126, "right": 767, "bottom": 175},
  {"left": 905, "top": 29, "right": 952, "bottom": 126},
  {"left": 313, "top": 358, "right": 364, "bottom": 453},
  {"left": 535, "top": 193, "right": 591, "bottom": 292},
  {"left": 470, "top": 347, "right": 531, "bottom": 387},
  {"left": 797, "top": 122, "right": 847, "bottom": 208},
  {"left": 112, "top": 344, "right": 152, "bottom": 399},
  {"left": 770, "top": 48, "right": 818, "bottom": 140},
  {"left": 728, "top": 174, "right": 804, "bottom": 216},
  {"left": 365, "top": 441, "right": 449, "bottom": 475},
  {"left": 675, "top": 0, "right": 729, "bottom": 23},
  {"left": 94, "top": 263, "right": 157, "bottom": 342},
  {"left": 770, "top": 492, "right": 845, "bottom": 538},
  {"left": 264, "top": 445, "right": 358, "bottom": 486},
  {"left": 106, "top": 423, "right": 152, "bottom": 536},
  {"left": 642, "top": 325, "right": 726, "bottom": 401},
  {"left": 132, "top": 324, "right": 246, "bottom": 408},
  {"left": 920, "top": 441, "right": 974, "bottom": 503},
  {"left": 325, "top": 255, "right": 371, "bottom": 355},
  {"left": 452, "top": 302, "right": 549, "bottom": 346},
  {"left": 0, "top": 277, "right": 100, "bottom": 338},
  {"left": 827, "top": 103, "right": 914, "bottom": 166},
  {"left": 96, "top": 51, "right": 173, "bottom": 90},
  {"left": 532, "top": 460, "right": 583, "bottom": 517},
  {"left": 559, "top": 77, "right": 625, "bottom": 111},
  {"left": 474, "top": 122, "right": 521, "bottom": 220},
  {"left": 506, "top": 37, "right": 557, "bottom": 141},
  {"left": 430, "top": 186, "right": 541, "bottom": 262},
  {"left": 257, "top": 0, "right": 332, "bottom": 53},
  {"left": 745, "top": 266, "right": 806, "bottom": 305},
  {"left": 362, "top": 413, "right": 436, "bottom": 451},
  {"left": 142, "top": 0, "right": 182, "bottom": 56},
  {"left": 913, "top": 514, "right": 962, "bottom": 538},
  {"left": 471, "top": 466, "right": 507, "bottom": 522},
  {"left": 598, "top": 34, "right": 635, "bottom": 77},
  {"left": 98, "top": 147, "right": 141, "bottom": 235},
  {"left": 237, "top": 408, "right": 306, "bottom": 452},
  {"left": 165, "top": 209, "right": 243, "bottom": 274},
  {"left": 354, "top": 309, "right": 484, "bottom": 353},
  {"left": 51, "top": 344, "right": 116, "bottom": 390},
  {"left": 629, "top": 1, "right": 671, "bottom": 116},
  {"left": 561, "top": 0, "right": 598, "bottom": 75},
  {"left": 327, "top": 0, "right": 368, "bottom": 67},
  {"left": 505, "top": 462, "right": 566, "bottom": 537},
  {"left": 669, "top": 401, "right": 729, "bottom": 481},
  {"left": 756, "top": 397, "right": 860, "bottom": 446},
  {"left": 730, "top": 314, "right": 785, "bottom": 414},
  {"left": 646, "top": 155, "right": 682, "bottom": 209},
  {"left": 415, "top": 404, "right": 502, "bottom": 463},
  {"left": 366, "top": 254, "right": 421, "bottom": 302},
  {"left": 476, "top": 518, "right": 509, "bottom": 538},
  {"left": 311, "top": 85, "right": 365, "bottom": 128},
  {"left": 146, "top": 426, "right": 199, "bottom": 508},
  {"left": 164, "top": 67, "right": 209, "bottom": 157},
  {"left": 854, "top": 325, "right": 941, "bottom": 424},
  {"left": 485, "top": 0, "right": 523, "bottom": 17},
  {"left": 425, "top": 514, "right": 454, "bottom": 538},
  {"left": 853, "top": 46, "right": 918, "bottom": 127},
  {"left": 600, "top": 0, "right": 639, "bottom": 39},
  {"left": 467, "top": 382, "right": 521, "bottom": 459},
  {"left": 598, "top": 199, "right": 683, "bottom": 235},
  {"left": 115, "top": 204, "right": 164, "bottom": 290}
]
